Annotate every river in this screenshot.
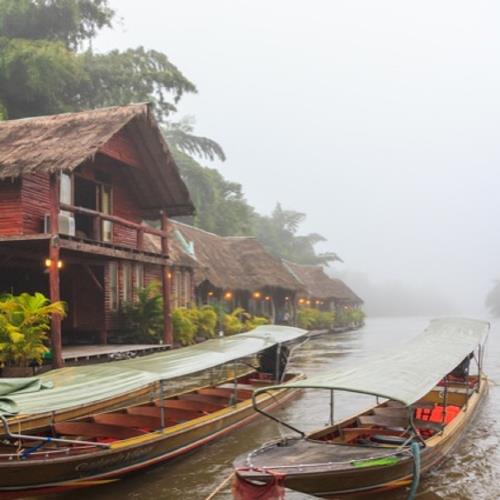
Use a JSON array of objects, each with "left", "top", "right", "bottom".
[{"left": 60, "top": 317, "right": 500, "bottom": 499}]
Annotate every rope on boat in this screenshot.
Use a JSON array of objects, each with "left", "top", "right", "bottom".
[
  {"left": 20, "top": 436, "right": 52, "bottom": 459},
  {"left": 407, "top": 441, "right": 421, "bottom": 500},
  {"left": 204, "top": 471, "right": 234, "bottom": 500}
]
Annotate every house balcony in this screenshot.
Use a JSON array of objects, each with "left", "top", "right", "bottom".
[{"left": 55, "top": 203, "right": 168, "bottom": 265}]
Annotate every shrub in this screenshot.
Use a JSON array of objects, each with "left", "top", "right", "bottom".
[
  {"left": 0, "top": 292, "right": 66, "bottom": 367},
  {"left": 196, "top": 305, "right": 218, "bottom": 338},
  {"left": 121, "top": 281, "right": 163, "bottom": 341},
  {"left": 297, "top": 307, "right": 335, "bottom": 330},
  {"left": 172, "top": 308, "right": 197, "bottom": 345},
  {"left": 223, "top": 307, "right": 245, "bottom": 335}
]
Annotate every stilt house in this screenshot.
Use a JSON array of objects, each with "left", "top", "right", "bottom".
[
  {"left": 169, "top": 222, "right": 304, "bottom": 323},
  {"left": 0, "top": 104, "right": 194, "bottom": 367}
]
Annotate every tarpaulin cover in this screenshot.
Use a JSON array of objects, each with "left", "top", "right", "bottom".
[
  {"left": 256, "top": 318, "right": 489, "bottom": 406},
  {"left": 0, "top": 325, "right": 306, "bottom": 417}
]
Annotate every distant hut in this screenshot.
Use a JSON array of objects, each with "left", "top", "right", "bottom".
[
  {"left": 170, "top": 222, "right": 304, "bottom": 323},
  {"left": 283, "top": 261, "right": 363, "bottom": 314},
  {"left": 0, "top": 104, "right": 194, "bottom": 366}
]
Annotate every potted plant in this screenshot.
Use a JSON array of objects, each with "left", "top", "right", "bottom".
[{"left": 0, "top": 292, "right": 66, "bottom": 377}]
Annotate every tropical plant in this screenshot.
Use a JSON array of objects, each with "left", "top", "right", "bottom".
[
  {"left": 223, "top": 307, "right": 245, "bottom": 336},
  {"left": 195, "top": 305, "right": 218, "bottom": 339},
  {"left": 121, "top": 281, "right": 163, "bottom": 341},
  {"left": 335, "top": 308, "right": 365, "bottom": 328},
  {"left": 297, "top": 307, "right": 335, "bottom": 330},
  {"left": 0, "top": 292, "right": 66, "bottom": 367},
  {"left": 171, "top": 307, "right": 197, "bottom": 346},
  {"left": 244, "top": 315, "right": 269, "bottom": 331}
]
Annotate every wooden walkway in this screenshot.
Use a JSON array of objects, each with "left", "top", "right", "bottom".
[{"left": 62, "top": 344, "right": 170, "bottom": 363}]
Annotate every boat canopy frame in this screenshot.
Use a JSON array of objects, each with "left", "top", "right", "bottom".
[
  {"left": 251, "top": 318, "right": 489, "bottom": 437},
  {"left": 0, "top": 325, "right": 308, "bottom": 417}
]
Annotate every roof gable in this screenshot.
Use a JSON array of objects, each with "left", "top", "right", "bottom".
[{"left": 0, "top": 104, "right": 194, "bottom": 215}]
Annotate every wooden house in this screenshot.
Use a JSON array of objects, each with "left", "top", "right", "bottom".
[
  {"left": 0, "top": 104, "right": 194, "bottom": 367},
  {"left": 168, "top": 222, "right": 304, "bottom": 323},
  {"left": 283, "top": 261, "right": 363, "bottom": 314}
]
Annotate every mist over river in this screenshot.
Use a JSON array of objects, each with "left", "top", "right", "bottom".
[{"left": 55, "top": 317, "right": 499, "bottom": 499}]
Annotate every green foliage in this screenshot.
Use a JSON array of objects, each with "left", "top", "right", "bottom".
[
  {"left": 0, "top": 37, "right": 86, "bottom": 118},
  {"left": 0, "top": 0, "right": 196, "bottom": 122},
  {"left": 0, "top": 292, "right": 66, "bottom": 367},
  {"left": 335, "top": 308, "right": 365, "bottom": 327},
  {"left": 79, "top": 48, "right": 196, "bottom": 122},
  {"left": 172, "top": 149, "right": 255, "bottom": 236},
  {"left": 253, "top": 204, "right": 342, "bottom": 266},
  {"left": 164, "top": 117, "right": 226, "bottom": 162},
  {"left": 171, "top": 307, "right": 197, "bottom": 346},
  {"left": 195, "top": 305, "right": 218, "bottom": 339},
  {"left": 121, "top": 281, "right": 163, "bottom": 341},
  {"left": 0, "top": 0, "right": 114, "bottom": 49},
  {"left": 297, "top": 307, "right": 335, "bottom": 330},
  {"left": 223, "top": 307, "right": 245, "bottom": 336}
]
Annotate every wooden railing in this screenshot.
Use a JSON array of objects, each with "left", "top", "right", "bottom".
[{"left": 59, "top": 203, "right": 167, "bottom": 253}]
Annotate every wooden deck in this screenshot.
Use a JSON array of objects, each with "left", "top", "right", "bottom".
[{"left": 62, "top": 344, "right": 171, "bottom": 363}]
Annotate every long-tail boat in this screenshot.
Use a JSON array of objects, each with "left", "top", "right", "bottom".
[
  {"left": 0, "top": 325, "right": 306, "bottom": 434},
  {"left": 0, "top": 326, "right": 308, "bottom": 496},
  {"left": 233, "top": 318, "right": 489, "bottom": 498}
]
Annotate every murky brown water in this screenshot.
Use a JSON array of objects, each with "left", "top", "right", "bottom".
[{"left": 55, "top": 317, "right": 500, "bottom": 499}]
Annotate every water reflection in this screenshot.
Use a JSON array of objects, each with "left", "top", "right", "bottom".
[{"left": 55, "top": 317, "right": 498, "bottom": 499}]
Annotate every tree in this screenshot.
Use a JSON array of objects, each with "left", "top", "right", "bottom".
[
  {"left": 0, "top": 0, "right": 197, "bottom": 122},
  {"left": 253, "top": 204, "right": 341, "bottom": 265},
  {"left": 0, "top": 0, "right": 114, "bottom": 49},
  {"left": 486, "top": 281, "right": 500, "bottom": 317},
  {"left": 172, "top": 149, "right": 255, "bottom": 236}
]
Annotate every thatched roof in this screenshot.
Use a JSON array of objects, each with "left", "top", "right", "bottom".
[
  {"left": 0, "top": 104, "right": 194, "bottom": 215},
  {"left": 169, "top": 221, "right": 304, "bottom": 292},
  {"left": 283, "top": 260, "right": 363, "bottom": 305},
  {"left": 143, "top": 225, "right": 198, "bottom": 269}
]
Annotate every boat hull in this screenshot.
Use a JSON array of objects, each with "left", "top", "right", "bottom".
[
  {"left": 0, "top": 374, "right": 303, "bottom": 496},
  {"left": 235, "top": 377, "right": 488, "bottom": 497}
]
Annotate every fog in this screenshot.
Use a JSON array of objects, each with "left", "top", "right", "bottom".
[{"left": 96, "top": 1, "right": 500, "bottom": 317}]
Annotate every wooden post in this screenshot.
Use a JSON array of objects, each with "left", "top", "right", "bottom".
[
  {"left": 161, "top": 211, "right": 173, "bottom": 346},
  {"left": 49, "top": 174, "right": 64, "bottom": 368}
]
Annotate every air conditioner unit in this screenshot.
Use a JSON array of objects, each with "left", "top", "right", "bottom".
[{"left": 44, "top": 213, "right": 76, "bottom": 237}]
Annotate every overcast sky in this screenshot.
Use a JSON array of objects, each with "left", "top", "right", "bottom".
[{"left": 96, "top": 1, "right": 500, "bottom": 315}]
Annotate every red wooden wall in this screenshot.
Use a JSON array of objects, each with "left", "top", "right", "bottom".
[{"left": 0, "top": 178, "right": 22, "bottom": 235}]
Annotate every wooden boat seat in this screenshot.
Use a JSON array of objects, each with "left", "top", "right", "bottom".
[
  {"left": 414, "top": 419, "right": 443, "bottom": 431},
  {"left": 53, "top": 422, "right": 145, "bottom": 440},
  {"left": 92, "top": 413, "right": 162, "bottom": 431},
  {"left": 180, "top": 393, "right": 231, "bottom": 406},
  {"left": 198, "top": 388, "right": 249, "bottom": 401},
  {"left": 358, "top": 415, "right": 408, "bottom": 429},
  {"left": 126, "top": 406, "right": 177, "bottom": 425},
  {"left": 161, "top": 399, "right": 221, "bottom": 413},
  {"left": 218, "top": 383, "right": 256, "bottom": 392},
  {"left": 248, "top": 378, "right": 273, "bottom": 386},
  {"left": 373, "top": 407, "right": 407, "bottom": 417},
  {"left": 151, "top": 403, "right": 205, "bottom": 422}
]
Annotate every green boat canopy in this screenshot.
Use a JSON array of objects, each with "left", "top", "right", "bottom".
[
  {"left": 256, "top": 318, "right": 489, "bottom": 406},
  {"left": 0, "top": 325, "right": 307, "bottom": 417}
]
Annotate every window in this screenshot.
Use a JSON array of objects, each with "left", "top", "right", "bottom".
[
  {"left": 100, "top": 184, "right": 113, "bottom": 243},
  {"left": 60, "top": 173, "right": 72, "bottom": 205},
  {"left": 134, "top": 264, "right": 144, "bottom": 302},
  {"left": 122, "top": 263, "right": 132, "bottom": 303},
  {"left": 134, "top": 264, "right": 144, "bottom": 295},
  {"left": 109, "top": 262, "right": 119, "bottom": 311}
]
